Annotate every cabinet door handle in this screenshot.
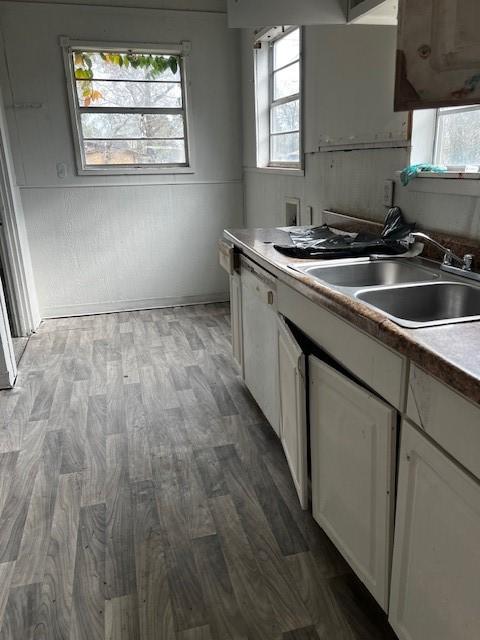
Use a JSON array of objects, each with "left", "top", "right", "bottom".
[{"left": 267, "top": 291, "right": 274, "bottom": 305}]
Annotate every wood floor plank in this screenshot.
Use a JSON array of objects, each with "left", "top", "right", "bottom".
[
  {"left": 12, "top": 429, "right": 63, "bottom": 586},
  {"left": 125, "top": 383, "right": 152, "bottom": 484},
  {"left": 69, "top": 503, "right": 106, "bottom": 640},
  {"left": 285, "top": 552, "right": 355, "bottom": 640},
  {"left": 326, "top": 574, "right": 397, "bottom": 640},
  {"left": 209, "top": 495, "right": 279, "bottom": 640},
  {"left": 0, "top": 370, "right": 44, "bottom": 453},
  {"left": 165, "top": 543, "right": 208, "bottom": 633},
  {"left": 82, "top": 395, "right": 107, "bottom": 507},
  {"left": 132, "top": 480, "right": 175, "bottom": 640},
  {"left": 0, "top": 562, "right": 15, "bottom": 632},
  {"left": 121, "top": 332, "right": 140, "bottom": 385},
  {"left": 140, "top": 366, "right": 179, "bottom": 429},
  {"left": 193, "top": 534, "right": 248, "bottom": 640},
  {"left": 215, "top": 444, "right": 312, "bottom": 634},
  {"left": 74, "top": 329, "right": 93, "bottom": 382},
  {"left": 36, "top": 471, "right": 83, "bottom": 639},
  {"left": 249, "top": 454, "right": 308, "bottom": 557},
  {"left": 106, "top": 360, "right": 126, "bottom": 435},
  {"left": 61, "top": 380, "right": 89, "bottom": 475},
  {"left": 29, "top": 355, "right": 62, "bottom": 422},
  {"left": 0, "top": 452, "right": 19, "bottom": 517},
  {"left": 177, "top": 625, "right": 213, "bottom": 640},
  {"left": 90, "top": 339, "right": 108, "bottom": 396},
  {"left": 193, "top": 448, "right": 228, "bottom": 499},
  {"left": 283, "top": 626, "right": 322, "bottom": 640},
  {"left": 149, "top": 406, "right": 191, "bottom": 449},
  {"left": 155, "top": 446, "right": 198, "bottom": 547},
  {"left": 0, "top": 420, "right": 47, "bottom": 563},
  {"left": 105, "top": 434, "right": 136, "bottom": 599},
  {"left": 0, "top": 583, "right": 40, "bottom": 640},
  {"left": 174, "top": 448, "right": 216, "bottom": 541},
  {"left": 179, "top": 319, "right": 205, "bottom": 352},
  {"left": 47, "top": 373, "right": 74, "bottom": 432},
  {"left": 263, "top": 452, "right": 350, "bottom": 579},
  {"left": 105, "top": 594, "right": 140, "bottom": 640}
]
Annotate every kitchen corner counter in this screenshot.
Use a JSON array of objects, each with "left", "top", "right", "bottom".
[{"left": 223, "top": 226, "right": 480, "bottom": 406}]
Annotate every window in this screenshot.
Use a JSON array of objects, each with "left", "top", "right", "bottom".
[
  {"left": 269, "top": 28, "right": 301, "bottom": 167},
  {"left": 63, "top": 41, "right": 190, "bottom": 173},
  {"left": 254, "top": 26, "right": 303, "bottom": 171},
  {"left": 411, "top": 105, "right": 480, "bottom": 174},
  {"left": 434, "top": 106, "right": 480, "bottom": 170}
]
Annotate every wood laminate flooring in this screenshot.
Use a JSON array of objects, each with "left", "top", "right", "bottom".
[
  {"left": 12, "top": 338, "right": 28, "bottom": 365},
  {"left": 0, "top": 303, "right": 398, "bottom": 640}
]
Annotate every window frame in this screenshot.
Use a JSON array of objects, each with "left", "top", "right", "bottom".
[
  {"left": 60, "top": 37, "right": 193, "bottom": 176},
  {"left": 267, "top": 27, "right": 303, "bottom": 170}
]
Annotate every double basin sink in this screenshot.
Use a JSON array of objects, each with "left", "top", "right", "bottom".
[{"left": 289, "top": 258, "right": 480, "bottom": 328}]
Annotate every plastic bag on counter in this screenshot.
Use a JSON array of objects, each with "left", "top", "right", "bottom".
[{"left": 274, "top": 207, "right": 416, "bottom": 259}]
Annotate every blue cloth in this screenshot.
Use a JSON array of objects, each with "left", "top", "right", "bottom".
[{"left": 400, "top": 163, "right": 447, "bottom": 186}]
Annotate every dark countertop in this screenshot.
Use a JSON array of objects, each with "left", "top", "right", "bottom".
[{"left": 224, "top": 226, "right": 480, "bottom": 406}]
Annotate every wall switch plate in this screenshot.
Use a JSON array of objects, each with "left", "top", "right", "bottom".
[{"left": 383, "top": 179, "right": 394, "bottom": 207}]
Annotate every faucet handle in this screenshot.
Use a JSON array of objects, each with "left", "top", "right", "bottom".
[
  {"left": 442, "top": 250, "right": 453, "bottom": 266},
  {"left": 463, "top": 254, "right": 474, "bottom": 271}
]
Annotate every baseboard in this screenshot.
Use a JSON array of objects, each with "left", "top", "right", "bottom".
[{"left": 42, "top": 292, "right": 230, "bottom": 319}]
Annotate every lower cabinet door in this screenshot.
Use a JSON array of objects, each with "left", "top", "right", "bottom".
[
  {"left": 389, "top": 420, "right": 480, "bottom": 640},
  {"left": 309, "top": 355, "right": 396, "bottom": 610},
  {"left": 241, "top": 264, "right": 280, "bottom": 435},
  {"left": 277, "top": 315, "right": 308, "bottom": 510}
]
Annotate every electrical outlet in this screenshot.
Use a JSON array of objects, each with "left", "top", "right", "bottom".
[
  {"left": 383, "top": 179, "right": 394, "bottom": 207},
  {"left": 56, "top": 162, "right": 67, "bottom": 179}
]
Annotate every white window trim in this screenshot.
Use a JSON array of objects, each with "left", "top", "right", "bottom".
[
  {"left": 268, "top": 27, "right": 302, "bottom": 169},
  {"left": 254, "top": 27, "right": 304, "bottom": 173},
  {"left": 409, "top": 106, "right": 480, "bottom": 193},
  {"left": 60, "top": 36, "right": 194, "bottom": 176}
]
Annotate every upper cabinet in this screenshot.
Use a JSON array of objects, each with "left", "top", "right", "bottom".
[
  {"left": 304, "top": 25, "right": 409, "bottom": 153},
  {"left": 226, "top": 0, "right": 398, "bottom": 27},
  {"left": 348, "top": 0, "right": 398, "bottom": 25},
  {"left": 395, "top": 0, "right": 480, "bottom": 110},
  {"left": 226, "top": 0, "right": 347, "bottom": 27}
]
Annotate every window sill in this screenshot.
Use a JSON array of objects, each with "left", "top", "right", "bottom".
[
  {"left": 245, "top": 166, "right": 305, "bottom": 177},
  {"left": 394, "top": 170, "right": 480, "bottom": 197},
  {"left": 77, "top": 166, "right": 195, "bottom": 176}
]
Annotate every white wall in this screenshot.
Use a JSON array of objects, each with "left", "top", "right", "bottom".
[
  {"left": 241, "top": 24, "right": 480, "bottom": 241},
  {"left": 0, "top": 1, "right": 243, "bottom": 317}
]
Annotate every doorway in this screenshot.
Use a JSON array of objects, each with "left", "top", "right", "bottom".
[{"left": 0, "top": 251, "right": 27, "bottom": 364}]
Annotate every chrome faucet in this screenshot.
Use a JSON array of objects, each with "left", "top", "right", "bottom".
[
  {"left": 408, "top": 232, "right": 479, "bottom": 282},
  {"left": 409, "top": 232, "right": 474, "bottom": 271}
]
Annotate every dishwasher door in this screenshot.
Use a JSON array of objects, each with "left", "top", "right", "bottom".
[{"left": 241, "top": 257, "right": 280, "bottom": 435}]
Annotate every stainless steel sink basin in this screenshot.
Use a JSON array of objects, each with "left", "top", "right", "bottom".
[
  {"left": 357, "top": 282, "right": 480, "bottom": 328},
  {"left": 294, "top": 260, "right": 438, "bottom": 288}
]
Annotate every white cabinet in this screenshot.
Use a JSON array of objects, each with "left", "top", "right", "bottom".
[
  {"left": 241, "top": 258, "right": 280, "bottom": 435},
  {"left": 226, "top": 0, "right": 347, "bottom": 28},
  {"left": 348, "top": 0, "right": 398, "bottom": 24},
  {"left": 309, "top": 355, "right": 396, "bottom": 610},
  {"left": 395, "top": 0, "right": 480, "bottom": 110},
  {"left": 229, "top": 272, "right": 243, "bottom": 372},
  {"left": 277, "top": 315, "right": 308, "bottom": 510},
  {"left": 389, "top": 420, "right": 480, "bottom": 640}
]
